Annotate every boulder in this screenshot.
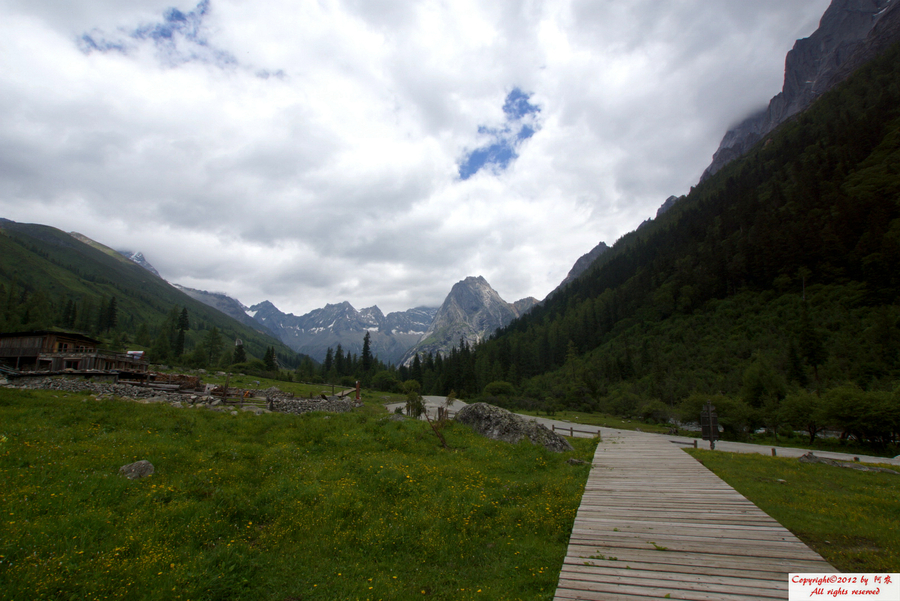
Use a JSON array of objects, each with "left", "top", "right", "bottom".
[
  {"left": 799, "top": 452, "right": 898, "bottom": 475},
  {"left": 455, "top": 403, "right": 574, "bottom": 453},
  {"left": 119, "top": 460, "right": 154, "bottom": 480},
  {"left": 138, "top": 396, "right": 168, "bottom": 404}
]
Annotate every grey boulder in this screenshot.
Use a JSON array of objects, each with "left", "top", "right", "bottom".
[{"left": 455, "top": 402, "right": 573, "bottom": 453}]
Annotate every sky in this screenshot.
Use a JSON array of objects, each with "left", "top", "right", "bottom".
[{"left": 0, "top": 0, "right": 831, "bottom": 317}]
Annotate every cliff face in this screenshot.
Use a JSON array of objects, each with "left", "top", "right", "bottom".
[
  {"left": 401, "top": 276, "right": 533, "bottom": 364},
  {"left": 247, "top": 300, "right": 437, "bottom": 364},
  {"left": 701, "top": 0, "right": 899, "bottom": 181}
]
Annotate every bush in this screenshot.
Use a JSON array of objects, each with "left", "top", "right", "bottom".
[
  {"left": 822, "top": 385, "right": 899, "bottom": 447},
  {"left": 371, "top": 370, "right": 400, "bottom": 393},
  {"left": 483, "top": 381, "right": 516, "bottom": 397},
  {"left": 638, "top": 399, "right": 671, "bottom": 424},
  {"left": 678, "top": 393, "right": 755, "bottom": 440}
]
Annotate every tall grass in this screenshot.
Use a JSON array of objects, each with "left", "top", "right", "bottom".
[
  {"left": 0, "top": 388, "right": 595, "bottom": 600},
  {"left": 687, "top": 449, "right": 899, "bottom": 572}
]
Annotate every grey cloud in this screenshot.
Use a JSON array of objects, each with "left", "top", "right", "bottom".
[{"left": 0, "top": 0, "right": 835, "bottom": 316}]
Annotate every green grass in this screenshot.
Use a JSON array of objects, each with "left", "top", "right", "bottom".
[
  {"left": 514, "top": 409, "right": 673, "bottom": 434},
  {"left": 186, "top": 372, "right": 408, "bottom": 406},
  {"left": 0, "top": 388, "right": 596, "bottom": 600},
  {"left": 687, "top": 449, "right": 900, "bottom": 572},
  {"left": 741, "top": 432, "right": 898, "bottom": 459}
]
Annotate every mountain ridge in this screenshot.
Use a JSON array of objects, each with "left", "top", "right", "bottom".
[
  {"left": 247, "top": 299, "right": 438, "bottom": 365},
  {"left": 401, "top": 275, "right": 537, "bottom": 364},
  {"left": 701, "top": 0, "right": 900, "bottom": 180}
]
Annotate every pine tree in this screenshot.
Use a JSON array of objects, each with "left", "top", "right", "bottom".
[
  {"left": 173, "top": 307, "right": 189, "bottom": 358},
  {"left": 97, "top": 296, "right": 109, "bottom": 333},
  {"left": 135, "top": 323, "right": 151, "bottom": 346},
  {"left": 335, "top": 344, "right": 345, "bottom": 376},
  {"left": 106, "top": 297, "right": 118, "bottom": 332},
  {"left": 362, "top": 332, "right": 373, "bottom": 372},
  {"left": 264, "top": 346, "right": 276, "bottom": 371},
  {"left": 233, "top": 341, "right": 247, "bottom": 364},
  {"left": 203, "top": 327, "right": 224, "bottom": 366}
]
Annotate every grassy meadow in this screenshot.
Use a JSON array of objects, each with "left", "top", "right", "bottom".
[
  {"left": 687, "top": 449, "right": 900, "bottom": 573},
  {"left": 0, "top": 387, "right": 596, "bottom": 601}
]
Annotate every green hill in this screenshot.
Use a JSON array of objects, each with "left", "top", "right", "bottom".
[
  {"left": 425, "top": 41, "right": 900, "bottom": 447},
  {"left": 0, "top": 219, "right": 298, "bottom": 369}
]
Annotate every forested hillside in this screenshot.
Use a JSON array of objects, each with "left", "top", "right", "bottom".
[
  {"left": 417, "top": 40, "right": 900, "bottom": 445},
  {"left": 0, "top": 220, "right": 299, "bottom": 370}
]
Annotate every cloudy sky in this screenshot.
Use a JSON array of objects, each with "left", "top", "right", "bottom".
[{"left": 0, "top": 0, "right": 830, "bottom": 316}]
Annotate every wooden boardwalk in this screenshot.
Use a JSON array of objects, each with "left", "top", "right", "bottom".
[{"left": 554, "top": 430, "right": 835, "bottom": 600}]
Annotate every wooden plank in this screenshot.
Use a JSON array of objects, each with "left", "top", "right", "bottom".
[{"left": 553, "top": 430, "right": 835, "bottom": 601}]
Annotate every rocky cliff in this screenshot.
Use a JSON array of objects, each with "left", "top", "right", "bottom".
[
  {"left": 401, "top": 276, "right": 536, "bottom": 363},
  {"left": 546, "top": 241, "right": 611, "bottom": 300},
  {"left": 701, "top": 0, "right": 899, "bottom": 180}
]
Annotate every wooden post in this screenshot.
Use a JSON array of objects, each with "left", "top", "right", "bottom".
[
  {"left": 570, "top": 426, "right": 574, "bottom": 437},
  {"left": 693, "top": 440, "right": 697, "bottom": 449},
  {"left": 771, "top": 448, "right": 776, "bottom": 456}
]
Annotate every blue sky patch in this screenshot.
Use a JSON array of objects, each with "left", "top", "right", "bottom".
[
  {"left": 459, "top": 88, "right": 541, "bottom": 180},
  {"left": 78, "top": 0, "right": 235, "bottom": 68}
]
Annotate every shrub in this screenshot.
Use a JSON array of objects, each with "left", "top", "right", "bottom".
[{"left": 483, "top": 381, "right": 516, "bottom": 397}]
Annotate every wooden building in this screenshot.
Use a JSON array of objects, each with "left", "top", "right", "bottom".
[{"left": 0, "top": 330, "right": 148, "bottom": 373}]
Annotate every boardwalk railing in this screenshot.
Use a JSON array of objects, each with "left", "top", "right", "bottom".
[{"left": 551, "top": 424, "right": 601, "bottom": 438}]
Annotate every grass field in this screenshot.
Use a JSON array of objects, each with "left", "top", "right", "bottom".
[
  {"left": 0, "top": 387, "right": 596, "bottom": 601},
  {"left": 687, "top": 449, "right": 900, "bottom": 573},
  {"left": 513, "top": 409, "right": 674, "bottom": 434}
]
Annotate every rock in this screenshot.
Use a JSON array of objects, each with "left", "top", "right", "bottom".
[
  {"left": 269, "top": 397, "right": 355, "bottom": 415},
  {"left": 400, "top": 277, "right": 530, "bottom": 365},
  {"left": 799, "top": 452, "right": 899, "bottom": 475},
  {"left": 455, "top": 403, "right": 574, "bottom": 453},
  {"left": 567, "top": 458, "right": 588, "bottom": 466},
  {"left": 171, "top": 401, "right": 184, "bottom": 408},
  {"left": 241, "top": 406, "right": 269, "bottom": 415},
  {"left": 119, "top": 460, "right": 154, "bottom": 480},
  {"left": 140, "top": 396, "right": 169, "bottom": 404},
  {"left": 702, "top": 0, "right": 900, "bottom": 181}
]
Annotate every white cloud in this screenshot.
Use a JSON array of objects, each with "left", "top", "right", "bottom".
[{"left": 0, "top": 0, "right": 830, "bottom": 316}]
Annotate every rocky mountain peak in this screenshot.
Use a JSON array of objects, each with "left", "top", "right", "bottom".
[
  {"left": 701, "top": 0, "right": 897, "bottom": 180},
  {"left": 546, "top": 241, "right": 611, "bottom": 300},
  {"left": 116, "top": 250, "right": 162, "bottom": 277},
  {"left": 401, "top": 276, "right": 525, "bottom": 363}
]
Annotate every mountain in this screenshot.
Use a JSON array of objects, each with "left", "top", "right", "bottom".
[
  {"left": 67, "top": 234, "right": 162, "bottom": 280},
  {"left": 701, "top": 0, "right": 900, "bottom": 180},
  {"left": 247, "top": 300, "right": 437, "bottom": 365},
  {"left": 172, "top": 284, "right": 277, "bottom": 338},
  {"left": 402, "top": 276, "right": 537, "bottom": 363},
  {"left": 655, "top": 195, "right": 681, "bottom": 218},
  {"left": 0, "top": 219, "right": 296, "bottom": 365},
  {"left": 117, "top": 251, "right": 161, "bottom": 278},
  {"left": 547, "top": 241, "right": 611, "bottom": 300},
  {"left": 433, "top": 30, "right": 900, "bottom": 405}
]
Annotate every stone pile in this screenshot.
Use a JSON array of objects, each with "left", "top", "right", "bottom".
[
  {"left": 5, "top": 376, "right": 358, "bottom": 417},
  {"left": 269, "top": 396, "right": 357, "bottom": 415},
  {"left": 9, "top": 376, "right": 189, "bottom": 403}
]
